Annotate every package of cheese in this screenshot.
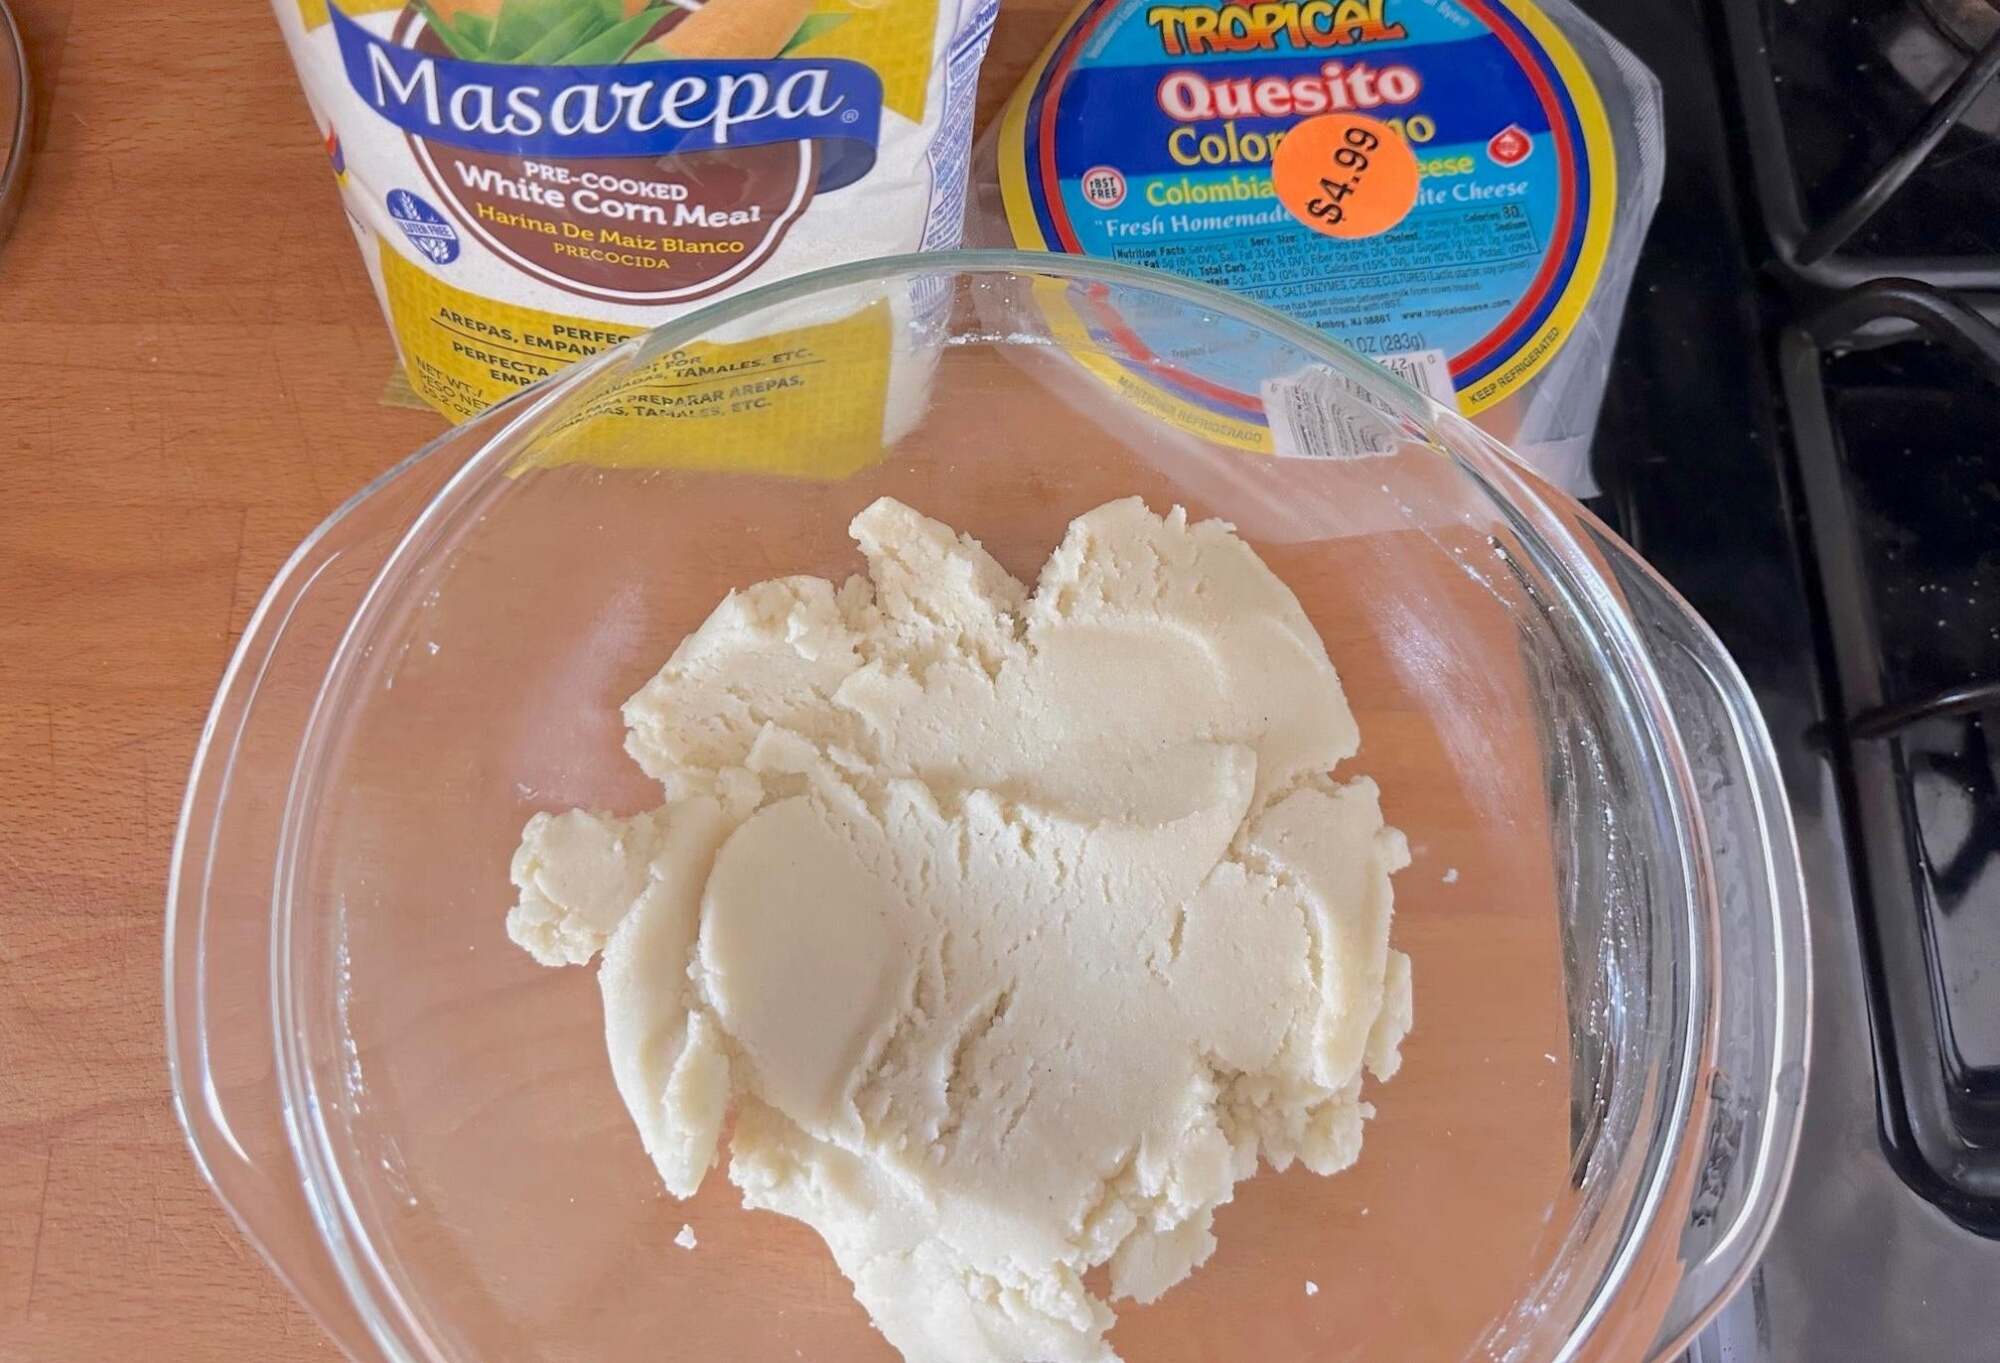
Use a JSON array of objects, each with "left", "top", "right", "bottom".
[
  {"left": 971, "top": 0, "right": 1662, "bottom": 494},
  {"left": 274, "top": 0, "right": 996, "bottom": 422}
]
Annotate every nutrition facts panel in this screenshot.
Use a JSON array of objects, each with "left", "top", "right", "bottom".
[{"left": 1109, "top": 202, "right": 1544, "bottom": 348}]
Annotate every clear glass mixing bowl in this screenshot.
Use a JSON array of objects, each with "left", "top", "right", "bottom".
[{"left": 166, "top": 252, "right": 1809, "bottom": 1363}]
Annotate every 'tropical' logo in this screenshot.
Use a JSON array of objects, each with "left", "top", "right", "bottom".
[{"left": 1146, "top": 0, "right": 1407, "bottom": 58}]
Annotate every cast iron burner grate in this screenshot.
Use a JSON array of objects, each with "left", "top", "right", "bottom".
[
  {"left": 1724, "top": 0, "right": 2000, "bottom": 287},
  {"left": 1783, "top": 279, "right": 2000, "bottom": 1233}
]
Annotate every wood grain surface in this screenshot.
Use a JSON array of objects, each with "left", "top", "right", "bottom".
[
  {"left": 0, "top": 4, "right": 1696, "bottom": 1360},
  {"left": 0, "top": 3, "right": 1072, "bottom": 1357}
]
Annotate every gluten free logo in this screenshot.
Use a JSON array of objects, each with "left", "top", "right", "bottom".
[{"left": 387, "top": 188, "right": 461, "bottom": 263}]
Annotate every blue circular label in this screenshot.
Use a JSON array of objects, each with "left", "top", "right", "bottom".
[
  {"left": 998, "top": 0, "right": 1617, "bottom": 419},
  {"left": 386, "top": 188, "right": 460, "bottom": 265}
]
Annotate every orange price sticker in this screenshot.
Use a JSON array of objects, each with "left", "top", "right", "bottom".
[{"left": 1272, "top": 113, "right": 1420, "bottom": 241}]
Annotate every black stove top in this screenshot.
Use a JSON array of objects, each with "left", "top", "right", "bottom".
[
  {"left": 1569, "top": 0, "right": 2000, "bottom": 1355},
  {"left": 1783, "top": 279, "right": 2000, "bottom": 1239}
]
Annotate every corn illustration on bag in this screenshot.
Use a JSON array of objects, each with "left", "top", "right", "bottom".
[{"left": 275, "top": 0, "right": 997, "bottom": 421}]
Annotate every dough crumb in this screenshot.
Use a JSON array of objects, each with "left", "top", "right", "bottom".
[{"left": 506, "top": 498, "right": 1410, "bottom": 1363}]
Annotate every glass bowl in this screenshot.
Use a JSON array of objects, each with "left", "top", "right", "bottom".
[{"left": 166, "top": 252, "right": 1809, "bottom": 1363}]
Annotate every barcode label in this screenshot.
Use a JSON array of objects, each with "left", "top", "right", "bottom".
[
  {"left": 1376, "top": 348, "right": 1455, "bottom": 403},
  {"left": 1261, "top": 349, "right": 1455, "bottom": 460},
  {"left": 1261, "top": 365, "right": 1398, "bottom": 461}
]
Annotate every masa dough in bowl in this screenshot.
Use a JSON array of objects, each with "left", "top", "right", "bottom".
[{"left": 505, "top": 496, "right": 1412, "bottom": 1363}]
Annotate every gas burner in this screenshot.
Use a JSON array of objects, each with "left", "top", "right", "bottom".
[
  {"left": 1722, "top": 0, "right": 2000, "bottom": 284},
  {"left": 1917, "top": 0, "right": 2000, "bottom": 52},
  {"left": 1894, "top": 0, "right": 2000, "bottom": 139}
]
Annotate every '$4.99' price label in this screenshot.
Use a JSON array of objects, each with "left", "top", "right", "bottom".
[{"left": 1272, "top": 114, "right": 1421, "bottom": 241}]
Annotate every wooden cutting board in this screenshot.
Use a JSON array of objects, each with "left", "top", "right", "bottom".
[
  {"left": 1, "top": 3, "right": 1686, "bottom": 1359},
  {"left": 0, "top": 2, "right": 1071, "bottom": 1357}
]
